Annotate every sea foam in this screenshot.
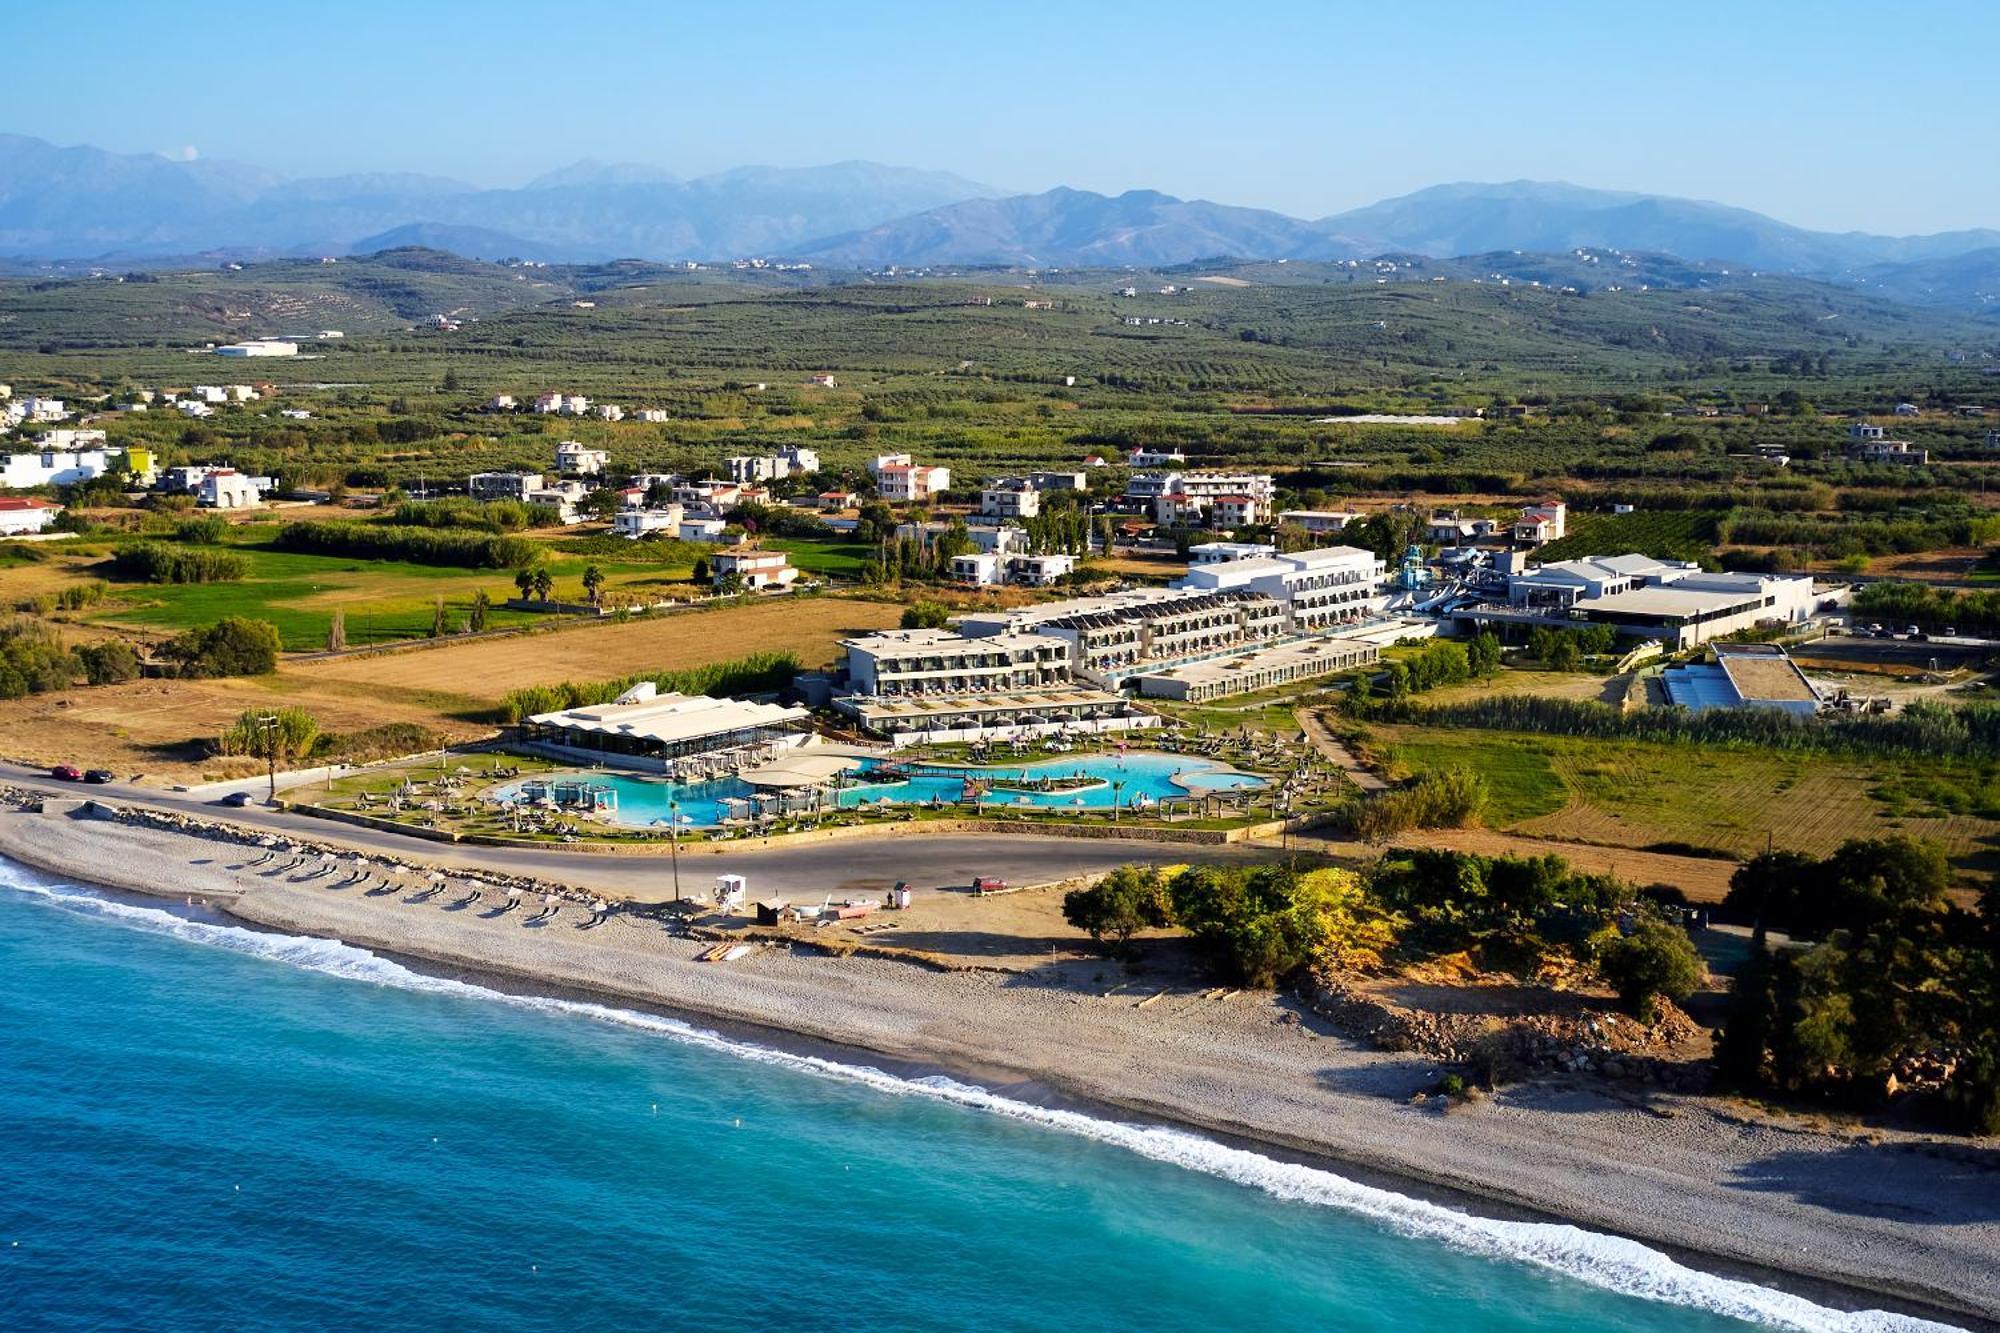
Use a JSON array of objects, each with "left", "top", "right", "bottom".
[{"left": 3, "top": 870, "right": 1963, "bottom": 1333}]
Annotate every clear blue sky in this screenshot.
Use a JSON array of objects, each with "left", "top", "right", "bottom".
[{"left": 6, "top": 0, "right": 1994, "bottom": 234}]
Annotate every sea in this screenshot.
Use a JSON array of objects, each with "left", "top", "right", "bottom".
[{"left": 0, "top": 858, "right": 1958, "bottom": 1332}]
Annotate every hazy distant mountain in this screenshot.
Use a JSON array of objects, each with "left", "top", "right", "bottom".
[
  {"left": 525, "top": 160, "right": 681, "bottom": 189},
  {"left": 4, "top": 134, "right": 1996, "bottom": 307},
  {"left": 345, "top": 222, "right": 554, "bottom": 262},
  {"left": 1313, "top": 181, "right": 2000, "bottom": 273},
  {"left": 0, "top": 134, "right": 999, "bottom": 260},
  {"left": 801, "top": 187, "right": 1328, "bottom": 267}
]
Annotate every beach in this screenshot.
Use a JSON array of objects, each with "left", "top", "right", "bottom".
[{"left": 4, "top": 802, "right": 1995, "bottom": 1327}]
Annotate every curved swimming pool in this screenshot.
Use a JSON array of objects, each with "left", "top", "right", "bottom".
[{"left": 491, "top": 752, "right": 1264, "bottom": 828}]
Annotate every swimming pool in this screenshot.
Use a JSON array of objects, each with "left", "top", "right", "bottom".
[{"left": 491, "top": 752, "right": 1264, "bottom": 828}]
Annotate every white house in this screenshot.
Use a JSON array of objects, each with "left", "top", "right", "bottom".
[
  {"left": 876, "top": 462, "right": 951, "bottom": 503},
  {"left": 711, "top": 546, "right": 798, "bottom": 591},
  {"left": 486, "top": 394, "right": 518, "bottom": 411},
  {"left": 1513, "top": 501, "right": 1568, "bottom": 545},
  {"left": 0, "top": 497, "right": 63, "bottom": 535},
  {"left": 1190, "top": 541, "right": 1276, "bottom": 565},
  {"left": 0, "top": 441, "right": 112, "bottom": 489},
  {"left": 596, "top": 404, "right": 625, "bottom": 422},
  {"left": 214, "top": 340, "right": 297, "bottom": 357},
  {"left": 198, "top": 469, "right": 261, "bottom": 509},
  {"left": 680, "top": 516, "right": 729, "bottom": 542},
  {"left": 470, "top": 472, "right": 544, "bottom": 502},
  {"left": 980, "top": 480, "right": 1040, "bottom": 520},
  {"left": 866, "top": 453, "right": 914, "bottom": 478},
  {"left": 634, "top": 408, "right": 670, "bottom": 423},
  {"left": 555, "top": 441, "right": 610, "bottom": 477},
  {"left": 1009, "top": 552, "right": 1075, "bottom": 586},
  {"left": 951, "top": 551, "right": 1004, "bottom": 586},
  {"left": 1129, "top": 446, "right": 1186, "bottom": 468},
  {"left": 612, "top": 506, "right": 684, "bottom": 539}
]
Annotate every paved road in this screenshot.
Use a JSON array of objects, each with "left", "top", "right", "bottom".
[{"left": 0, "top": 761, "right": 1263, "bottom": 902}]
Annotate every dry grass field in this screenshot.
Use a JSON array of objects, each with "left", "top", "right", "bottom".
[{"left": 292, "top": 593, "right": 905, "bottom": 700}]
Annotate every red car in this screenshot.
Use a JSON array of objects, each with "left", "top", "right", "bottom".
[{"left": 49, "top": 764, "right": 83, "bottom": 781}]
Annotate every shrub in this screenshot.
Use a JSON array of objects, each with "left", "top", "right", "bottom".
[
  {"left": 274, "top": 521, "right": 539, "bottom": 570},
  {"left": 76, "top": 639, "right": 140, "bottom": 685},
  {"left": 1598, "top": 921, "right": 1704, "bottom": 1023},
  {"left": 900, "top": 600, "right": 952, "bottom": 630},
  {"left": 216, "top": 706, "right": 319, "bottom": 760},
  {"left": 1062, "top": 866, "right": 1172, "bottom": 955},
  {"left": 167, "top": 617, "right": 280, "bottom": 678},
  {"left": 1352, "top": 766, "right": 1486, "bottom": 841},
  {"left": 110, "top": 541, "right": 248, "bottom": 584},
  {"left": 0, "top": 619, "right": 79, "bottom": 697},
  {"left": 390, "top": 498, "right": 558, "bottom": 532}
]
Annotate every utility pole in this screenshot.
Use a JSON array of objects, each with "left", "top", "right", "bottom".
[
  {"left": 257, "top": 714, "right": 280, "bottom": 803},
  {"left": 668, "top": 796, "right": 682, "bottom": 903}
]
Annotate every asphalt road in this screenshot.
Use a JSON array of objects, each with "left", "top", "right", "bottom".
[{"left": 0, "top": 761, "right": 1261, "bottom": 901}]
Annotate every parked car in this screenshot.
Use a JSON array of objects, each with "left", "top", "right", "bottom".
[
  {"left": 82, "top": 769, "right": 114, "bottom": 784},
  {"left": 49, "top": 764, "right": 82, "bottom": 781},
  {"left": 1904, "top": 625, "right": 1923, "bottom": 639},
  {"left": 971, "top": 875, "right": 1008, "bottom": 896}
]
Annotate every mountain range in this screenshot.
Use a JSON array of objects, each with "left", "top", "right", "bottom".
[{"left": 3, "top": 134, "right": 1997, "bottom": 311}]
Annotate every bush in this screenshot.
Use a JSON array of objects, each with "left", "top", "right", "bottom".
[
  {"left": 1598, "top": 921, "right": 1704, "bottom": 1023},
  {"left": 900, "top": 600, "right": 952, "bottom": 630},
  {"left": 1062, "top": 866, "right": 1171, "bottom": 955},
  {"left": 173, "top": 516, "right": 229, "bottom": 544},
  {"left": 275, "top": 521, "right": 539, "bottom": 570},
  {"left": 0, "top": 619, "right": 78, "bottom": 697},
  {"left": 390, "top": 498, "right": 558, "bottom": 532},
  {"left": 1166, "top": 863, "right": 1388, "bottom": 987},
  {"left": 110, "top": 541, "right": 248, "bottom": 584},
  {"left": 216, "top": 706, "right": 319, "bottom": 760},
  {"left": 1352, "top": 766, "right": 1486, "bottom": 841},
  {"left": 167, "top": 617, "right": 280, "bottom": 678},
  {"left": 76, "top": 639, "right": 140, "bottom": 685}
]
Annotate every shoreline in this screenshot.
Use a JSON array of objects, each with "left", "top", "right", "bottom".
[{"left": 2, "top": 806, "right": 1993, "bottom": 1329}]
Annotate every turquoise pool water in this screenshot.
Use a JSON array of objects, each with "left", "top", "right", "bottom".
[{"left": 493, "top": 752, "right": 1264, "bottom": 827}]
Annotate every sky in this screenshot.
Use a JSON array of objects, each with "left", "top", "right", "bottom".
[{"left": 6, "top": 0, "right": 1996, "bottom": 235}]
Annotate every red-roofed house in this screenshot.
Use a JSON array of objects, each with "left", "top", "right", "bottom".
[{"left": 0, "top": 496, "right": 63, "bottom": 536}]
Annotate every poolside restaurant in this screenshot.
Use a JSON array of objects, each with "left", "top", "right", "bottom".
[{"left": 519, "top": 684, "right": 812, "bottom": 772}]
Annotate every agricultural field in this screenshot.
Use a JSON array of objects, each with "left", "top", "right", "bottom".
[
  {"left": 292, "top": 593, "right": 904, "bottom": 702},
  {"left": 1377, "top": 722, "right": 2000, "bottom": 880}
]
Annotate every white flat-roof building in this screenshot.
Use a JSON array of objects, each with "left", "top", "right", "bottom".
[
  {"left": 612, "top": 506, "right": 684, "bottom": 539},
  {"left": 521, "top": 683, "right": 810, "bottom": 769},
  {"left": 215, "top": 340, "right": 297, "bottom": 357},
  {"left": 834, "top": 627, "right": 1152, "bottom": 747},
  {"left": 1178, "top": 545, "right": 1389, "bottom": 631},
  {"left": 1277, "top": 510, "right": 1362, "bottom": 535},
  {"left": 197, "top": 469, "right": 261, "bottom": 509},
  {"left": 556, "top": 441, "right": 610, "bottom": 477},
  {"left": 1465, "top": 552, "right": 1818, "bottom": 648},
  {"left": 470, "top": 472, "right": 544, "bottom": 503},
  {"left": 0, "top": 440, "right": 112, "bottom": 489},
  {"left": 980, "top": 480, "right": 1041, "bottom": 520},
  {"left": 876, "top": 462, "right": 951, "bottom": 503},
  {"left": 951, "top": 552, "right": 1004, "bottom": 586},
  {"left": 1190, "top": 541, "right": 1277, "bottom": 564}
]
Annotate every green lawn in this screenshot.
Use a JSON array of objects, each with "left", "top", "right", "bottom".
[
  {"left": 767, "top": 539, "right": 876, "bottom": 577},
  {"left": 90, "top": 540, "right": 679, "bottom": 650},
  {"left": 1386, "top": 732, "right": 1568, "bottom": 825}
]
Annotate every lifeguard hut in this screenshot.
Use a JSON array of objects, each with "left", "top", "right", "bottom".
[{"left": 713, "top": 874, "right": 748, "bottom": 912}]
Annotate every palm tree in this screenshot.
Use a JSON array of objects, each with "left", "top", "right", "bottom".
[
  {"left": 531, "top": 568, "right": 554, "bottom": 602},
  {"left": 513, "top": 568, "right": 534, "bottom": 601},
  {"left": 581, "top": 564, "right": 605, "bottom": 605}
]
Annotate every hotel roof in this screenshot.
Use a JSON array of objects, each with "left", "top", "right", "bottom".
[{"left": 528, "top": 691, "right": 806, "bottom": 746}]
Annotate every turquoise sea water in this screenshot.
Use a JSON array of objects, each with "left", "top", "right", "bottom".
[
  {"left": 0, "top": 861, "right": 1952, "bottom": 1332},
  {"left": 497, "top": 752, "right": 1264, "bottom": 827}
]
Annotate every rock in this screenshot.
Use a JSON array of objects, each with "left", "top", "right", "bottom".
[{"left": 1601, "top": 1059, "right": 1626, "bottom": 1079}]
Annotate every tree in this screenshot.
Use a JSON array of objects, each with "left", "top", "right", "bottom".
[
  {"left": 1063, "top": 866, "right": 1171, "bottom": 956},
  {"left": 326, "top": 609, "right": 346, "bottom": 653},
  {"left": 468, "top": 590, "right": 491, "bottom": 633},
  {"left": 429, "top": 596, "right": 449, "bottom": 638},
  {"left": 440, "top": 368, "right": 461, "bottom": 392},
  {"left": 1466, "top": 631, "right": 1502, "bottom": 678},
  {"left": 514, "top": 568, "right": 535, "bottom": 601},
  {"left": 77, "top": 639, "right": 140, "bottom": 686},
  {"left": 1598, "top": 921, "right": 1704, "bottom": 1024},
  {"left": 715, "top": 570, "right": 745, "bottom": 596},
  {"left": 581, "top": 564, "right": 605, "bottom": 605},
  {"left": 900, "top": 600, "right": 952, "bottom": 630},
  {"left": 691, "top": 557, "right": 710, "bottom": 585},
  {"left": 1725, "top": 850, "right": 1817, "bottom": 947},
  {"left": 531, "top": 568, "right": 554, "bottom": 602},
  {"left": 168, "top": 617, "right": 280, "bottom": 678}
]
